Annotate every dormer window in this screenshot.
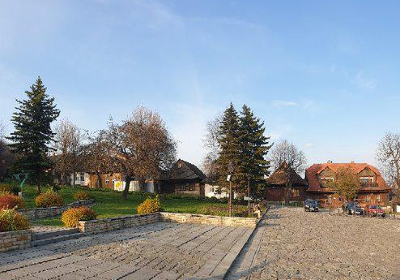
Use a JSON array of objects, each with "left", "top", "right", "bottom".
[
  {"left": 359, "top": 177, "right": 374, "bottom": 187},
  {"left": 320, "top": 177, "right": 334, "bottom": 188}
]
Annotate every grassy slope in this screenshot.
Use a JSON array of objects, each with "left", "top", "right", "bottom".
[{"left": 22, "top": 185, "right": 240, "bottom": 227}]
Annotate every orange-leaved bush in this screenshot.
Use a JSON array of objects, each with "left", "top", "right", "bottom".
[
  {"left": 0, "top": 209, "right": 30, "bottom": 232},
  {"left": 35, "top": 190, "right": 63, "bottom": 208},
  {"left": 0, "top": 183, "right": 20, "bottom": 195},
  {"left": 136, "top": 195, "right": 161, "bottom": 214},
  {"left": 0, "top": 193, "right": 24, "bottom": 210},
  {"left": 61, "top": 206, "right": 97, "bottom": 228},
  {"left": 73, "top": 191, "right": 92, "bottom": 201}
]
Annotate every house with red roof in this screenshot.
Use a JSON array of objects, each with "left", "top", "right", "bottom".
[{"left": 305, "top": 161, "right": 391, "bottom": 208}]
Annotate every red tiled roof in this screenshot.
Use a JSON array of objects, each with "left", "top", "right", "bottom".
[{"left": 306, "top": 162, "right": 390, "bottom": 192}]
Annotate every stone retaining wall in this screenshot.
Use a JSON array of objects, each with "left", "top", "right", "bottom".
[
  {"left": 78, "top": 213, "right": 161, "bottom": 234},
  {"left": 160, "top": 212, "right": 258, "bottom": 228},
  {"left": 19, "top": 199, "right": 95, "bottom": 220},
  {"left": 0, "top": 230, "right": 32, "bottom": 253},
  {"left": 78, "top": 212, "right": 257, "bottom": 234}
]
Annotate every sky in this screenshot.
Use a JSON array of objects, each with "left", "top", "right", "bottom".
[{"left": 0, "top": 0, "right": 400, "bottom": 169}]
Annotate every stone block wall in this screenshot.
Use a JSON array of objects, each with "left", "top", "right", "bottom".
[
  {"left": 78, "top": 212, "right": 257, "bottom": 234},
  {"left": 160, "top": 212, "right": 257, "bottom": 228},
  {"left": 78, "top": 213, "right": 161, "bottom": 234},
  {"left": 0, "top": 230, "right": 32, "bottom": 253},
  {"left": 18, "top": 199, "right": 95, "bottom": 220}
]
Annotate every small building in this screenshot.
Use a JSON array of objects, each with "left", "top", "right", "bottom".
[
  {"left": 306, "top": 161, "right": 391, "bottom": 208},
  {"left": 265, "top": 162, "right": 308, "bottom": 203},
  {"left": 160, "top": 159, "right": 206, "bottom": 196}
]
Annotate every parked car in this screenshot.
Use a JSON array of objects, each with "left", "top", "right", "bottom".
[
  {"left": 367, "top": 205, "right": 386, "bottom": 217},
  {"left": 345, "top": 202, "right": 365, "bottom": 215},
  {"left": 304, "top": 199, "right": 319, "bottom": 212}
]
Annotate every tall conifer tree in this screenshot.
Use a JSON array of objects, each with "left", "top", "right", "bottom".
[
  {"left": 237, "top": 105, "right": 272, "bottom": 198},
  {"left": 216, "top": 103, "right": 241, "bottom": 189},
  {"left": 8, "top": 77, "right": 60, "bottom": 193}
]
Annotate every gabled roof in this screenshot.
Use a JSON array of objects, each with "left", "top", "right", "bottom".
[
  {"left": 169, "top": 159, "right": 206, "bottom": 182},
  {"left": 306, "top": 162, "right": 390, "bottom": 192},
  {"left": 266, "top": 162, "right": 308, "bottom": 187}
]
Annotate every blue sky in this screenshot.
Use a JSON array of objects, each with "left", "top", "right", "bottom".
[{"left": 1, "top": 0, "right": 399, "bottom": 168}]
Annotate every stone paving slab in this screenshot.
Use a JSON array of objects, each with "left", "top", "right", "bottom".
[
  {"left": 227, "top": 207, "right": 400, "bottom": 280},
  {"left": 0, "top": 222, "right": 253, "bottom": 280}
]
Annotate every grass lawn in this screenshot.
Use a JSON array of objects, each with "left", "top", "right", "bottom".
[{"left": 21, "top": 185, "right": 248, "bottom": 227}]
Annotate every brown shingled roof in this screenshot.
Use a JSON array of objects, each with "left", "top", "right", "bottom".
[
  {"left": 266, "top": 162, "right": 308, "bottom": 186},
  {"left": 168, "top": 159, "right": 206, "bottom": 182}
]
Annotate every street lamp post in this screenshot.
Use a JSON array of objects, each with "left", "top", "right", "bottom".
[{"left": 227, "top": 161, "right": 234, "bottom": 217}]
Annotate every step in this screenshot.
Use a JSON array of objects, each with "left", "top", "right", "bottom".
[
  {"left": 32, "top": 228, "right": 80, "bottom": 241},
  {"left": 31, "top": 232, "right": 85, "bottom": 247}
]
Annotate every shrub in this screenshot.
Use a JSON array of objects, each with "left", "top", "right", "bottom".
[
  {"left": 0, "top": 183, "right": 20, "bottom": 195},
  {"left": 61, "top": 206, "right": 97, "bottom": 228},
  {"left": 0, "top": 209, "right": 30, "bottom": 232},
  {"left": 35, "top": 190, "right": 63, "bottom": 208},
  {"left": 0, "top": 193, "right": 24, "bottom": 210},
  {"left": 73, "top": 191, "right": 92, "bottom": 201},
  {"left": 136, "top": 195, "right": 161, "bottom": 214}
]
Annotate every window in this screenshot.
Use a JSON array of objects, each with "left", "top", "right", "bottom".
[
  {"left": 291, "top": 189, "right": 300, "bottom": 197},
  {"left": 80, "top": 172, "right": 85, "bottom": 182},
  {"left": 105, "top": 178, "right": 110, "bottom": 186},
  {"left": 376, "top": 194, "right": 381, "bottom": 202},
  {"left": 320, "top": 177, "right": 334, "bottom": 187},
  {"left": 178, "top": 162, "right": 182, "bottom": 168},
  {"left": 366, "top": 195, "right": 371, "bottom": 202}
]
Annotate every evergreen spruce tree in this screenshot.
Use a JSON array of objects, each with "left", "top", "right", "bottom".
[
  {"left": 8, "top": 77, "right": 60, "bottom": 193},
  {"left": 237, "top": 105, "right": 272, "bottom": 199},
  {"left": 216, "top": 103, "right": 241, "bottom": 189}
]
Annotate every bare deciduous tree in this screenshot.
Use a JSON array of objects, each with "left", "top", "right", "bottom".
[
  {"left": 83, "top": 131, "right": 112, "bottom": 189},
  {"left": 0, "top": 120, "right": 5, "bottom": 140},
  {"left": 53, "top": 119, "right": 82, "bottom": 185},
  {"left": 105, "top": 107, "right": 177, "bottom": 199},
  {"left": 202, "top": 114, "right": 222, "bottom": 186},
  {"left": 269, "top": 139, "right": 307, "bottom": 174},
  {"left": 376, "top": 132, "right": 400, "bottom": 189}
]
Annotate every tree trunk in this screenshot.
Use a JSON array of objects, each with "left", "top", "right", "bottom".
[
  {"left": 73, "top": 172, "right": 76, "bottom": 186},
  {"left": 96, "top": 172, "right": 103, "bottom": 189},
  {"left": 138, "top": 178, "right": 145, "bottom": 192},
  {"left": 122, "top": 176, "right": 132, "bottom": 199}
]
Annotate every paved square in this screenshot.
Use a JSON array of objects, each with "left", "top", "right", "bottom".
[
  {"left": 0, "top": 222, "right": 253, "bottom": 280},
  {"left": 228, "top": 207, "right": 400, "bottom": 280}
]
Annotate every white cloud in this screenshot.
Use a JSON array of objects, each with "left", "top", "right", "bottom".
[
  {"left": 354, "top": 71, "right": 376, "bottom": 90},
  {"left": 272, "top": 100, "right": 298, "bottom": 107},
  {"left": 305, "top": 142, "right": 314, "bottom": 148}
]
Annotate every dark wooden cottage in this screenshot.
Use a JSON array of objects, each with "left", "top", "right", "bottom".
[
  {"left": 265, "top": 162, "right": 308, "bottom": 203},
  {"left": 160, "top": 159, "right": 206, "bottom": 196}
]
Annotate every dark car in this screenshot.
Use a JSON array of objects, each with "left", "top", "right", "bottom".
[
  {"left": 345, "top": 202, "right": 364, "bottom": 215},
  {"left": 304, "top": 199, "right": 319, "bottom": 212}
]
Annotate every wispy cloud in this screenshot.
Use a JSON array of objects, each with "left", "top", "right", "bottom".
[
  {"left": 305, "top": 142, "right": 314, "bottom": 148},
  {"left": 354, "top": 71, "right": 376, "bottom": 90},
  {"left": 272, "top": 100, "right": 299, "bottom": 107}
]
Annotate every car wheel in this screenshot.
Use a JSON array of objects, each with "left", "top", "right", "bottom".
[{"left": 382, "top": 214, "right": 386, "bottom": 218}]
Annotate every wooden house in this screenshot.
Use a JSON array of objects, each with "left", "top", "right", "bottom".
[
  {"left": 160, "top": 159, "right": 206, "bottom": 196},
  {"left": 265, "top": 162, "right": 308, "bottom": 203},
  {"left": 306, "top": 161, "right": 391, "bottom": 208}
]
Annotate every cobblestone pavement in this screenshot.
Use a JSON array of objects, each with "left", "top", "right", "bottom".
[
  {"left": 227, "top": 207, "right": 400, "bottom": 280},
  {"left": 0, "top": 222, "right": 252, "bottom": 280}
]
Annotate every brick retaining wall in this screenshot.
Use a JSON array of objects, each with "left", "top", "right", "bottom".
[
  {"left": 18, "top": 199, "right": 95, "bottom": 220},
  {"left": 0, "top": 230, "right": 32, "bottom": 253},
  {"left": 78, "top": 212, "right": 257, "bottom": 234}
]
